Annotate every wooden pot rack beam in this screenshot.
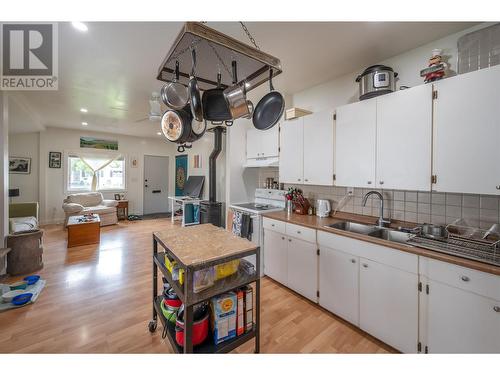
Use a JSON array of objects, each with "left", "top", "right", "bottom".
[{"left": 156, "top": 22, "right": 282, "bottom": 92}]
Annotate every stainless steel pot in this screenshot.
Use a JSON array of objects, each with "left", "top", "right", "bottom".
[
  {"left": 419, "top": 223, "right": 448, "bottom": 240},
  {"left": 223, "top": 60, "right": 253, "bottom": 120},
  {"left": 355, "top": 65, "right": 398, "bottom": 101}
]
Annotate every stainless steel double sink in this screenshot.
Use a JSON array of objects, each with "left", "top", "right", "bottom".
[{"left": 325, "top": 221, "right": 412, "bottom": 244}]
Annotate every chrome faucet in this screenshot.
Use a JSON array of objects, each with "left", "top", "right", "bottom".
[{"left": 362, "top": 191, "right": 391, "bottom": 228}]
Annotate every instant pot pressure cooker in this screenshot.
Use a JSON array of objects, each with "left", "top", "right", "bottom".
[{"left": 355, "top": 65, "right": 398, "bottom": 100}]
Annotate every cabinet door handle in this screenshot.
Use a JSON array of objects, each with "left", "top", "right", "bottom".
[
  {"left": 367, "top": 181, "right": 372, "bottom": 185},
  {"left": 297, "top": 230, "right": 301, "bottom": 234},
  {"left": 379, "top": 181, "right": 384, "bottom": 185},
  {"left": 298, "top": 178, "right": 301, "bottom": 181},
  {"left": 271, "top": 224, "right": 275, "bottom": 227},
  {"left": 494, "top": 306, "right": 500, "bottom": 312},
  {"left": 281, "top": 236, "right": 285, "bottom": 240},
  {"left": 304, "top": 179, "right": 309, "bottom": 182},
  {"left": 288, "top": 239, "right": 292, "bottom": 242},
  {"left": 496, "top": 185, "right": 500, "bottom": 190},
  {"left": 362, "top": 263, "right": 368, "bottom": 268},
  {"left": 460, "top": 275, "right": 470, "bottom": 282},
  {"left": 350, "top": 259, "right": 356, "bottom": 264}
]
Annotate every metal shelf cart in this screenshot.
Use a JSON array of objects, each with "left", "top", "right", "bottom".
[{"left": 149, "top": 224, "right": 260, "bottom": 353}]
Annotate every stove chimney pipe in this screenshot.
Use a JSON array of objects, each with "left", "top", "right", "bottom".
[{"left": 209, "top": 126, "right": 223, "bottom": 202}]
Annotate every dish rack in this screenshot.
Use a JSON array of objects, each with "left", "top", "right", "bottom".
[{"left": 407, "top": 222, "right": 500, "bottom": 266}]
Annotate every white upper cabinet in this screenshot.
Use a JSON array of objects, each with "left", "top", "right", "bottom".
[
  {"left": 279, "top": 118, "right": 304, "bottom": 183},
  {"left": 280, "top": 111, "right": 334, "bottom": 185},
  {"left": 335, "top": 99, "right": 377, "bottom": 188},
  {"left": 433, "top": 65, "right": 500, "bottom": 195},
  {"left": 246, "top": 126, "right": 279, "bottom": 160},
  {"left": 303, "top": 111, "right": 335, "bottom": 185},
  {"left": 376, "top": 84, "right": 433, "bottom": 190}
]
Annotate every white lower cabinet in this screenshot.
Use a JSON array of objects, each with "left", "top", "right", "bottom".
[
  {"left": 319, "top": 246, "right": 359, "bottom": 325},
  {"left": 420, "top": 279, "right": 500, "bottom": 353},
  {"left": 419, "top": 257, "right": 500, "bottom": 353},
  {"left": 287, "top": 237, "right": 318, "bottom": 302},
  {"left": 262, "top": 218, "right": 318, "bottom": 302},
  {"left": 359, "top": 258, "right": 419, "bottom": 354},
  {"left": 263, "top": 228, "right": 288, "bottom": 286}
]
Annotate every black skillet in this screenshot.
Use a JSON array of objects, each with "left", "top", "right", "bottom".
[
  {"left": 188, "top": 49, "right": 203, "bottom": 122},
  {"left": 252, "top": 68, "right": 285, "bottom": 130},
  {"left": 202, "top": 72, "right": 233, "bottom": 126}
]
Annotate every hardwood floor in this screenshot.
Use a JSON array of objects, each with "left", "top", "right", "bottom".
[{"left": 0, "top": 219, "right": 393, "bottom": 353}]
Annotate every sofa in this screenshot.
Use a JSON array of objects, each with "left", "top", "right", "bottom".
[
  {"left": 7, "top": 202, "right": 43, "bottom": 276},
  {"left": 62, "top": 192, "right": 118, "bottom": 227}
]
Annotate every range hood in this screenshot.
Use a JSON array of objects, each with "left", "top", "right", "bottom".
[{"left": 243, "top": 157, "right": 279, "bottom": 168}]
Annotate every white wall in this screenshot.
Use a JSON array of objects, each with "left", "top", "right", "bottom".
[
  {"left": 293, "top": 23, "right": 493, "bottom": 112},
  {"left": 37, "top": 127, "right": 178, "bottom": 224},
  {"left": 8, "top": 132, "right": 39, "bottom": 203},
  {"left": 0, "top": 93, "right": 8, "bottom": 242}
]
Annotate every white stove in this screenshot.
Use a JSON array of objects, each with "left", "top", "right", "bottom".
[{"left": 229, "top": 189, "right": 286, "bottom": 276}]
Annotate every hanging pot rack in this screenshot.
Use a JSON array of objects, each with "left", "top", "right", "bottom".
[{"left": 156, "top": 22, "right": 282, "bottom": 93}]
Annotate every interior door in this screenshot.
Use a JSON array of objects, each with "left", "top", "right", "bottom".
[
  {"left": 433, "top": 65, "right": 500, "bottom": 195},
  {"left": 143, "top": 155, "right": 169, "bottom": 215},
  {"left": 376, "top": 85, "right": 433, "bottom": 191},
  {"left": 303, "top": 111, "right": 334, "bottom": 185},
  {"left": 279, "top": 118, "right": 304, "bottom": 184},
  {"left": 335, "top": 99, "right": 377, "bottom": 188}
]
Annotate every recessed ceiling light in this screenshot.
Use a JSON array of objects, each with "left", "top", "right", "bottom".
[
  {"left": 80, "top": 108, "right": 88, "bottom": 113},
  {"left": 82, "top": 122, "right": 88, "bottom": 126},
  {"left": 72, "top": 22, "right": 88, "bottom": 32},
  {"left": 157, "top": 132, "right": 162, "bottom": 136}
]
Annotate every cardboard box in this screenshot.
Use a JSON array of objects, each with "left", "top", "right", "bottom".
[
  {"left": 236, "top": 289, "right": 245, "bottom": 336},
  {"left": 242, "top": 286, "right": 253, "bottom": 332},
  {"left": 210, "top": 292, "right": 237, "bottom": 344}
]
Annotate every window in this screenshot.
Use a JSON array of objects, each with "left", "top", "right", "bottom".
[{"left": 67, "top": 154, "right": 125, "bottom": 191}]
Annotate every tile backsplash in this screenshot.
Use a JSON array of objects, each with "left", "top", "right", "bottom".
[{"left": 284, "top": 184, "right": 500, "bottom": 229}]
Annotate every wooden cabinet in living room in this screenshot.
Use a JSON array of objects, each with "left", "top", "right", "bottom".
[{"left": 279, "top": 110, "right": 334, "bottom": 186}]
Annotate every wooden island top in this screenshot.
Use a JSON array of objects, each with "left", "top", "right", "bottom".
[{"left": 153, "top": 223, "right": 257, "bottom": 268}]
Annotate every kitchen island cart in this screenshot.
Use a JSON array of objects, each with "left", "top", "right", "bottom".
[{"left": 149, "top": 223, "right": 260, "bottom": 353}]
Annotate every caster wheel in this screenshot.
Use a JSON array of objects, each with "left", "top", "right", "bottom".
[{"left": 148, "top": 320, "right": 157, "bottom": 333}]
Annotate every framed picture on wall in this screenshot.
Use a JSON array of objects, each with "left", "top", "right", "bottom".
[
  {"left": 9, "top": 157, "right": 31, "bottom": 174},
  {"left": 114, "top": 194, "right": 121, "bottom": 200},
  {"left": 49, "top": 151, "right": 62, "bottom": 168}
]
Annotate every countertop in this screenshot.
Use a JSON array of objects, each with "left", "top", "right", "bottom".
[
  {"left": 262, "top": 211, "right": 500, "bottom": 277},
  {"left": 153, "top": 223, "right": 257, "bottom": 268}
]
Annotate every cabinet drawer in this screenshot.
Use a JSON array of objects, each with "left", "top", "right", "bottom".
[
  {"left": 263, "top": 218, "right": 286, "bottom": 233},
  {"left": 317, "top": 230, "right": 418, "bottom": 274},
  {"left": 285, "top": 223, "right": 316, "bottom": 243},
  {"left": 420, "top": 257, "right": 500, "bottom": 300}
]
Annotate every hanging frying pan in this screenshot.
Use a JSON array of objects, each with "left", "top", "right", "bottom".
[
  {"left": 252, "top": 69, "right": 285, "bottom": 130},
  {"left": 160, "top": 107, "right": 192, "bottom": 143},
  {"left": 188, "top": 49, "right": 203, "bottom": 122},
  {"left": 162, "top": 61, "right": 189, "bottom": 110},
  {"left": 202, "top": 72, "right": 233, "bottom": 126}
]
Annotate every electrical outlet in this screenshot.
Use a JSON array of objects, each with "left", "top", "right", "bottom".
[{"left": 346, "top": 187, "right": 354, "bottom": 196}]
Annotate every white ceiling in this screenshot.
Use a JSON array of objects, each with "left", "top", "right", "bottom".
[{"left": 11, "top": 21, "right": 476, "bottom": 137}]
